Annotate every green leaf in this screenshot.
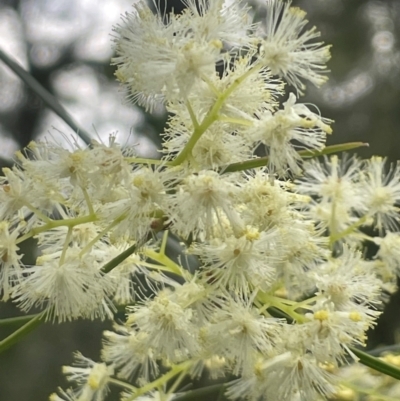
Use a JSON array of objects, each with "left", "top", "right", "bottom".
[
  {"left": 299, "top": 142, "right": 369, "bottom": 158},
  {"left": 350, "top": 346, "right": 400, "bottom": 380},
  {"left": 101, "top": 242, "right": 141, "bottom": 274},
  {"left": 0, "top": 48, "right": 92, "bottom": 145},
  {"left": 221, "top": 142, "right": 368, "bottom": 174},
  {"left": 0, "top": 314, "right": 43, "bottom": 354},
  {"left": 0, "top": 314, "right": 40, "bottom": 327}
]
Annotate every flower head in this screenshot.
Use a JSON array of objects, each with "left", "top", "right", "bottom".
[
  {"left": 259, "top": 0, "right": 331, "bottom": 93},
  {"left": 14, "top": 249, "right": 113, "bottom": 322},
  {"left": 113, "top": 0, "right": 253, "bottom": 110},
  {"left": 57, "top": 352, "right": 114, "bottom": 401},
  {"left": 249, "top": 93, "right": 332, "bottom": 175},
  {"left": 360, "top": 156, "right": 400, "bottom": 233}
]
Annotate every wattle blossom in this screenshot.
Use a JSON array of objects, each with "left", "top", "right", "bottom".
[{"left": 1, "top": 2, "right": 398, "bottom": 401}]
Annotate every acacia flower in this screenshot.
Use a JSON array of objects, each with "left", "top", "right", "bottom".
[
  {"left": 14, "top": 249, "right": 114, "bottom": 322},
  {"left": 99, "top": 166, "right": 169, "bottom": 241},
  {"left": 57, "top": 352, "right": 114, "bottom": 401},
  {"left": 112, "top": 0, "right": 253, "bottom": 110},
  {"left": 249, "top": 93, "right": 332, "bottom": 175},
  {"left": 171, "top": 170, "right": 244, "bottom": 239},
  {"left": 0, "top": 167, "right": 31, "bottom": 220},
  {"left": 259, "top": 0, "right": 331, "bottom": 93},
  {"left": 360, "top": 156, "right": 400, "bottom": 233},
  {"left": 227, "top": 351, "right": 337, "bottom": 401},
  {"left": 374, "top": 231, "right": 400, "bottom": 275},
  {"left": 2, "top": 1, "right": 396, "bottom": 401},
  {"left": 313, "top": 247, "right": 382, "bottom": 311},
  {"left": 191, "top": 226, "right": 280, "bottom": 296},
  {"left": 206, "top": 299, "right": 283, "bottom": 375},
  {"left": 303, "top": 302, "right": 379, "bottom": 364},
  {"left": 296, "top": 155, "right": 365, "bottom": 240},
  {"left": 126, "top": 289, "right": 200, "bottom": 362},
  {"left": 102, "top": 325, "right": 158, "bottom": 382},
  {"left": 0, "top": 221, "right": 22, "bottom": 300}
]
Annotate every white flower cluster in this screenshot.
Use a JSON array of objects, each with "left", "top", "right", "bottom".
[{"left": 1, "top": 1, "right": 400, "bottom": 401}]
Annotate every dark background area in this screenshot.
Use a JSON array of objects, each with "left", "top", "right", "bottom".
[{"left": 1, "top": 0, "right": 400, "bottom": 400}]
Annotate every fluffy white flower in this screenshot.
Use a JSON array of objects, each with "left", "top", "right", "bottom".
[
  {"left": 171, "top": 170, "right": 244, "bottom": 239},
  {"left": 112, "top": 0, "right": 253, "bottom": 110},
  {"left": 102, "top": 325, "right": 158, "bottom": 382},
  {"left": 37, "top": 223, "right": 102, "bottom": 256},
  {"left": 296, "top": 155, "right": 365, "bottom": 240},
  {"left": 0, "top": 167, "right": 32, "bottom": 220},
  {"left": 60, "top": 352, "right": 114, "bottom": 401},
  {"left": 227, "top": 351, "right": 337, "bottom": 401},
  {"left": 206, "top": 299, "right": 283, "bottom": 375},
  {"left": 99, "top": 167, "right": 169, "bottom": 241},
  {"left": 249, "top": 93, "right": 332, "bottom": 175},
  {"left": 17, "top": 139, "right": 92, "bottom": 189},
  {"left": 17, "top": 137, "right": 133, "bottom": 205},
  {"left": 313, "top": 248, "right": 382, "bottom": 311},
  {"left": 183, "top": 52, "right": 284, "bottom": 120},
  {"left": 238, "top": 169, "right": 310, "bottom": 229},
  {"left": 360, "top": 156, "right": 400, "bottom": 233},
  {"left": 14, "top": 249, "right": 113, "bottom": 322},
  {"left": 259, "top": 0, "right": 331, "bottom": 93},
  {"left": 173, "top": 279, "right": 218, "bottom": 324},
  {"left": 126, "top": 289, "right": 200, "bottom": 362},
  {"left": 277, "top": 218, "right": 329, "bottom": 297},
  {"left": 302, "top": 303, "right": 379, "bottom": 364},
  {"left": 0, "top": 221, "right": 22, "bottom": 300},
  {"left": 191, "top": 226, "right": 279, "bottom": 296},
  {"left": 374, "top": 231, "right": 400, "bottom": 276}
]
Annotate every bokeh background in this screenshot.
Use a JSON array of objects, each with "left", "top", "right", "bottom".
[{"left": 1, "top": 0, "right": 400, "bottom": 400}]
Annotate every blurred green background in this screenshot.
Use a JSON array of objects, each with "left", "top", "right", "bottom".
[{"left": 1, "top": 0, "right": 400, "bottom": 400}]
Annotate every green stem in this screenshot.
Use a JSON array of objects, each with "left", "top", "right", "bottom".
[
  {"left": 200, "top": 73, "right": 220, "bottom": 97},
  {"left": 21, "top": 200, "right": 52, "bottom": 223},
  {"left": 79, "top": 216, "right": 124, "bottom": 257},
  {"left": 257, "top": 293, "right": 307, "bottom": 323},
  {"left": 173, "top": 383, "right": 226, "bottom": 401},
  {"left": 59, "top": 226, "right": 72, "bottom": 265},
  {"left": 167, "top": 370, "right": 187, "bottom": 394},
  {"left": 126, "top": 361, "right": 192, "bottom": 401},
  {"left": 0, "top": 314, "right": 43, "bottom": 354},
  {"left": 349, "top": 346, "right": 400, "bottom": 381},
  {"left": 185, "top": 100, "right": 199, "bottom": 129},
  {"left": 16, "top": 214, "right": 97, "bottom": 244},
  {"left": 81, "top": 187, "right": 95, "bottom": 215},
  {"left": 171, "top": 66, "right": 258, "bottom": 166},
  {"left": 329, "top": 215, "right": 369, "bottom": 244},
  {"left": 143, "top": 249, "right": 182, "bottom": 276},
  {"left": 222, "top": 156, "right": 270, "bottom": 174},
  {"left": 108, "top": 378, "right": 137, "bottom": 392},
  {"left": 159, "top": 230, "right": 169, "bottom": 255},
  {"left": 101, "top": 242, "right": 142, "bottom": 274}
]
